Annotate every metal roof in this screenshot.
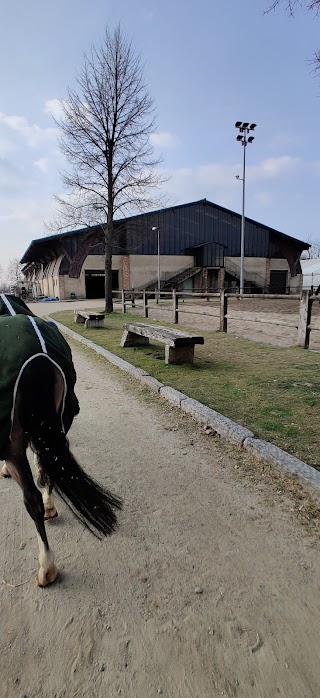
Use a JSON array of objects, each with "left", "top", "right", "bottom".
[{"left": 20, "top": 198, "right": 310, "bottom": 265}]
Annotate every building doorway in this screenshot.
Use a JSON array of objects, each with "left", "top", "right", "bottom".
[
  {"left": 269, "top": 270, "right": 288, "bottom": 294},
  {"left": 85, "top": 270, "right": 119, "bottom": 299}
]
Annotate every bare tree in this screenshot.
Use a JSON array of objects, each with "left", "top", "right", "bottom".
[
  {"left": 307, "top": 240, "right": 320, "bottom": 257},
  {"left": 265, "top": 1, "right": 320, "bottom": 74},
  {"left": 7, "top": 258, "right": 23, "bottom": 286},
  {"left": 266, "top": 1, "right": 320, "bottom": 15},
  {"left": 51, "top": 25, "right": 164, "bottom": 312}
]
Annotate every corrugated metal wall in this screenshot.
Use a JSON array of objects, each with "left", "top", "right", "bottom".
[
  {"left": 118, "top": 200, "right": 272, "bottom": 263},
  {"left": 25, "top": 200, "right": 307, "bottom": 267}
]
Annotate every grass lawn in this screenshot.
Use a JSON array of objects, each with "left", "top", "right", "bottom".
[{"left": 51, "top": 309, "right": 320, "bottom": 469}]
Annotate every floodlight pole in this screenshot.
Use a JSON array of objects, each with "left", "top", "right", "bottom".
[
  {"left": 240, "top": 142, "right": 246, "bottom": 295},
  {"left": 235, "top": 122, "right": 256, "bottom": 294}
]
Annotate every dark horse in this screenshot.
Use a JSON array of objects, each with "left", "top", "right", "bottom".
[{"left": 0, "top": 294, "right": 122, "bottom": 587}]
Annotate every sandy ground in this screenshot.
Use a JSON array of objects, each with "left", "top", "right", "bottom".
[
  {"left": 1, "top": 324, "right": 320, "bottom": 697},
  {"left": 129, "top": 297, "right": 320, "bottom": 350}
]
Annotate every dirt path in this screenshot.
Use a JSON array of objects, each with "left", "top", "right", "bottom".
[{"left": 1, "top": 343, "right": 320, "bottom": 698}]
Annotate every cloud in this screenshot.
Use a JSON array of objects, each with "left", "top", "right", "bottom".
[
  {"left": 268, "top": 132, "right": 300, "bottom": 150},
  {"left": 44, "top": 98, "right": 65, "bottom": 120},
  {"left": 150, "top": 131, "right": 178, "bottom": 148},
  {"left": 162, "top": 162, "right": 240, "bottom": 208},
  {"left": 0, "top": 157, "right": 25, "bottom": 193},
  {"left": 143, "top": 8, "right": 154, "bottom": 21},
  {"left": 0, "top": 137, "right": 17, "bottom": 157},
  {"left": 0, "top": 194, "right": 58, "bottom": 267},
  {"left": 0, "top": 111, "right": 58, "bottom": 148},
  {"left": 161, "top": 155, "right": 302, "bottom": 211},
  {"left": 254, "top": 191, "right": 273, "bottom": 206},
  {"left": 34, "top": 157, "right": 49, "bottom": 173},
  {"left": 249, "top": 156, "right": 300, "bottom": 180}
]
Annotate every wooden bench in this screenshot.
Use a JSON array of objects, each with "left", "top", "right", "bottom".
[
  {"left": 74, "top": 310, "right": 105, "bottom": 328},
  {"left": 120, "top": 322, "right": 204, "bottom": 364}
]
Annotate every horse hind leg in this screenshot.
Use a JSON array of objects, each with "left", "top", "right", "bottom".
[
  {"left": 33, "top": 452, "right": 58, "bottom": 520},
  {"left": 6, "top": 451, "right": 58, "bottom": 587},
  {"left": 23, "top": 471, "right": 58, "bottom": 586}
]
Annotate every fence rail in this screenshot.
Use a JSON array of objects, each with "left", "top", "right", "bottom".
[{"left": 114, "top": 289, "right": 319, "bottom": 349}]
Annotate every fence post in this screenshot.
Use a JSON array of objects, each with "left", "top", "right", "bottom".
[
  {"left": 172, "top": 289, "right": 179, "bottom": 324},
  {"left": 297, "top": 290, "right": 312, "bottom": 348},
  {"left": 143, "top": 290, "right": 148, "bottom": 318},
  {"left": 131, "top": 288, "right": 135, "bottom": 308},
  {"left": 122, "top": 289, "right": 126, "bottom": 314},
  {"left": 219, "top": 290, "right": 228, "bottom": 332}
]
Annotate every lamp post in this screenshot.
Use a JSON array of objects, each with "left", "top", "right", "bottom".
[
  {"left": 152, "top": 226, "right": 160, "bottom": 302},
  {"left": 235, "top": 121, "right": 256, "bottom": 294}
]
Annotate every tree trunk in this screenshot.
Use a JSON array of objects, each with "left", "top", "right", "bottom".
[{"left": 104, "top": 224, "right": 113, "bottom": 313}]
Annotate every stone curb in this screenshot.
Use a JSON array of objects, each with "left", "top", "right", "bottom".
[
  {"left": 139, "top": 375, "right": 164, "bottom": 392},
  {"left": 51, "top": 319, "right": 320, "bottom": 495},
  {"left": 159, "top": 386, "right": 188, "bottom": 407},
  {"left": 244, "top": 438, "right": 320, "bottom": 492},
  {"left": 181, "top": 398, "right": 254, "bottom": 446}
]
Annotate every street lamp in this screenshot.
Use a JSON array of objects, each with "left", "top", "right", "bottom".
[
  {"left": 235, "top": 121, "right": 256, "bottom": 294},
  {"left": 151, "top": 226, "right": 160, "bottom": 302}
]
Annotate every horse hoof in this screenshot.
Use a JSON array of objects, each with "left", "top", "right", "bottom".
[
  {"left": 44, "top": 508, "right": 58, "bottom": 520},
  {"left": 0, "top": 465, "right": 11, "bottom": 478},
  {"left": 36, "top": 564, "right": 58, "bottom": 587}
]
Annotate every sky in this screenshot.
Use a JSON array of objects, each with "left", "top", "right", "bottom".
[{"left": 1, "top": 0, "right": 320, "bottom": 271}]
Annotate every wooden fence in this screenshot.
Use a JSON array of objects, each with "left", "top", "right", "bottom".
[{"left": 114, "top": 289, "right": 320, "bottom": 349}]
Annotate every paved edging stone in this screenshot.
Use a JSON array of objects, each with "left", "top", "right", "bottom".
[
  {"left": 181, "top": 398, "right": 254, "bottom": 446},
  {"left": 159, "top": 386, "right": 188, "bottom": 407},
  {"left": 244, "top": 438, "right": 320, "bottom": 491},
  {"left": 51, "top": 319, "right": 320, "bottom": 494}
]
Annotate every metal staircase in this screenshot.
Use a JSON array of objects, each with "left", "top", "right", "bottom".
[
  {"left": 224, "top": 259, "right": 266, "bottom": 290},
  {"left": 162, "top": 265, "right": 202, "bottom": 290},
  {"left": 139, "top": 263, "right": 202, "bottom": 292}
]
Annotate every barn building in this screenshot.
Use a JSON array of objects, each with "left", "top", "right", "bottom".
[{"left": 20, "top": 199, "right": 309, "bottom": 299}]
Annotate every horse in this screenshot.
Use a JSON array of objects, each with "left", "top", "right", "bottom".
[{"left": 0, "top": 294, "right": 122, "bottom": 587}]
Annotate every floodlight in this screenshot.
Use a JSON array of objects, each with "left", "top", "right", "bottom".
[
  {"left": 248, "top": 136, "right": 254, "bottom": 143},
  {"left": 235, "top": 121, "right": 242, "bottom": 128},
  {"left": 236, "top": 135, "right": 243, "bottom": 141},
  {"left": 250, "top": 123, "right": 257, "bottom": 130},
  {"left": 242, "top": 122, "right": 249, "bottom": 129}
]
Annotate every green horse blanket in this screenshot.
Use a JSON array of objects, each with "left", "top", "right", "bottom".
[{"left": 0, "top": 294, "right": 79, "bottom": 459}]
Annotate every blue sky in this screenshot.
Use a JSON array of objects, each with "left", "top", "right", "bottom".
[{"left": 1, "top": 0, "right": 320, "bottom": 269}]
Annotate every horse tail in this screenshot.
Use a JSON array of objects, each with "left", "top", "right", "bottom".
[{"left": 18, "top": 356, "right": 122, "bottom": 537}]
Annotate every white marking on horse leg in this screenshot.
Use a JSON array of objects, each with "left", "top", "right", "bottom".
[
  {"left": 36, "top": 534, "right": 58, "bottom": 587},
  {"left": 34, "top": 453, "right": 47, "bottom": 490},
  {"left": 43, "top": 488, "right": 58, "bottom": 520},
  {"left": 0, "top": 462, "right": 11, "bottom": 478},
  {"left": 1, "top": 460, "right": 23, "bottom": 486},
  {"left": 33, "top": 452, "right": 41, "bottom": 476}
]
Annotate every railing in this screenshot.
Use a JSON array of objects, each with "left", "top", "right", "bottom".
[
  {"left": 138, "top": 261, "right": 197, "bottom": 292},
  {"left": 224, "top": 259, "right": 266, "bottom": 289},
  {"left": 115, "top": 289, "right": 320, "bottom": 349}
]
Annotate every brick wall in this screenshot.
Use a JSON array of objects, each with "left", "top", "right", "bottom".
[{"left": 122, "top": 256, "right": 130, "bottom": 289}]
